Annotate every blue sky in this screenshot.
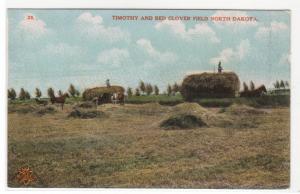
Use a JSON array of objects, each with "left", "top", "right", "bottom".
[{"left": 8, "top": 9, "right": 290, "bottom": 96}]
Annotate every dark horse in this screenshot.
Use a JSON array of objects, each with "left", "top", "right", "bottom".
[
  {"left": 240, "top": 85, "right": 267, "bottom": 97},
  {"left": 50, "top": 93, "right": 69, "bottom": 110}
]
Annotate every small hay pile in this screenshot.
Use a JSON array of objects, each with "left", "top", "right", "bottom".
[
  {"left": 160, "top": 114, "right": 207, "bottom": 130},
  {"left": 160, "top": 103, "right": 209, "bottom": 129},
  {"left": 82, "top": 86, "right": 125, "bottom": 101},
  {"left": 180, "top": 72, "right": 240, "bottom": 101},
  {"left": 224, "top": 104, "right": 267, "bottom": 115},
  {"left": 76, "top": 102, "right": 95, "bottom": 109},
  {"left": 68, "top": 108, "right": 107, "bottom": 119},
  {"left": 35, "top": 106, "right": 57, "bottom": 115},
  {"left": 172, "top": 102, "right": 208, "bottom": 115}
]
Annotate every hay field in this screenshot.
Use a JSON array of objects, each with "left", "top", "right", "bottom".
[{"left": 7, "top": 101, "right": 289, "bottom": 188}]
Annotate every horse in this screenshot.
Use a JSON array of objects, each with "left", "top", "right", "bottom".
[
  {"left": 252, "top": 85, "right": 267, "bottom": 97},
  {"left": 50, "top": 93, "right": 69, "bottom": 110},
  {"left": 35, "top": 98, "right": 48, "bottom": 106},
  {"left": 240, "top": 85, "right": 267, "bottom": 97},
  {"left": 111, "top": 92, "right": 125, "bottom": 105}
]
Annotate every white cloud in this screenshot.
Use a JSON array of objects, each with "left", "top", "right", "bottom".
[
  {"left": 279, "top": 53, "right": 290, "bottom": 65},
  {"left": 155, "top": 20, "right": 220, "bottom": 43},
  {"left": 19, "top": 13, "right": 49, "bottom": 36},
  {"left": 136, "top": 38, "right": 178, "bottom": 63},
  {"left": 210, "top": 39, "right": 250, "bottom": 65},
  {"left": 76, "top": 12, "right": 129, "bottom": 42},
  {"left": 77, "top": 12, "right": 103, "bottom": 25},
  {"left": 211, "top": 11, "right": 258, "bottom": 31},
  {"left": 97, "top": 48, "right": 129, "bottom": 67},
  {"left": 42, "top": 43, "right": 83, "bottom": 56},
  {"left": 255, "top": 21, "right": 288, "bottom": 39}
]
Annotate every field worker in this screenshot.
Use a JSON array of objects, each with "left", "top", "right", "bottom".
[
  {"left": 106, "top": 79, "right": 111, "bottom": 88},
  {"left": 218, "top": 61, "right": 223, "bottom": 73}
]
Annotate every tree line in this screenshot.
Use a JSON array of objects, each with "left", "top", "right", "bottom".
[
  {"left": 242, "top": 80, "right": 289, "bottom": 92},
  {"left": 273, "top": 80, "right": 289, "bottom": 90},
  {"left": 126, "top": 81, "right": 181, "bottom": 97},
  {"left": 8, "top": 84, "right": 80, "bottom": 100}
]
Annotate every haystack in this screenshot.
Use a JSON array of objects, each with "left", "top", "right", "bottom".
[
  {"left": 180, "top": 72, "right": 240, "bottom": 101},
  {"left": 82, "top": 85, "right": 125, "bottom": 101}
]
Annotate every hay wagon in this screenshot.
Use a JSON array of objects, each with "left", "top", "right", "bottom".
[{"left": 82, "top": 86, "right": 125, "bottom": 101}]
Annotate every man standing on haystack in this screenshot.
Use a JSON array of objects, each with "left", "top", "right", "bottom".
[
  {"left": 106, "top": 79, "right": 111, "bottom": 88},
  {"left": 218, "top": 61, "right": 223, "bottom": 73}
]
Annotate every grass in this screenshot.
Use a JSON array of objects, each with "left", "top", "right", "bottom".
[
  {"left": 127, "top": 94, "right": 290, "bottom": 108},
  {"left": 7, "top": 100, "right": 290, "bottom": 188},
  {"left": 126, "top": 94, "right": 183, "bottom": 105}
]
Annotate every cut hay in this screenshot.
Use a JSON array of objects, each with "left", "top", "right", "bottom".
[
  {"left": 8, "top": 104, "right": 37, "bottom": 114},
  {"left": 224, "top": 104, "right": 267, "bottom": 115},
  {"left": 35, "top": 106, "right": 57, "bottom": 115},
  {"left": 115, "top": 103, "right": 170, "bottom": 116},
  {"left": 181, "top": 72, "right": 240, "bottom": 101},
  {"left": 82, "top": 86, "right": 125, "bottom": 101},
  {"left": 68, "top": 108, "right": 107, "bottom": 119},
  {"left": 173, "top": 102, "right": 208, "bottom": 115},
  {"left": 76, "top": 102, "right": 95, "bottom": 109},
  {"left": 160, "top": 114, "right": 207, "bottom": 130}
]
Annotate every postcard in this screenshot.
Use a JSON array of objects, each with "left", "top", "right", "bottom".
[{"left": 7, "top": 9, "right": 290, "bottom": 188}]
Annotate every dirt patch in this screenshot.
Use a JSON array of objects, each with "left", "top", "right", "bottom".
[{"left": 160, "top": 114, "right": 207, "bottom": 130}]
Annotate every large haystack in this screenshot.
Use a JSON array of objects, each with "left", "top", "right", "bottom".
[
  {"left": 180, "top": 72, "right": 240, "bottom": 101},
  {"left": 82, "top": 86, "right": 125, "bottom": 101}
]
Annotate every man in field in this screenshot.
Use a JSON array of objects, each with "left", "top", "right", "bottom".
[{"left": 218, "top": 61, "right": 223, "bottom": 73}]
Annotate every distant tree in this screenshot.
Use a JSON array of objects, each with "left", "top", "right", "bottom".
[
  {"left": 75, "top": 90, "right": 80, "bottom": 97},
  {"left": 47, "top": 87, "right": 55, "bottom": 98},
  {"left": 25, "top": 91, "right": 31, "bottom": 100},
  {"left": 68, "top": 84, "right": 76, "bottom": 97},
  {"left": 127, "top": 87, "right": 133, "bottom": 97},
  {"left": 145, "top": 83, "right": 153, "bottom": 95},
  {"left": 280, "top": 80, "right": 285, "bottom": 89},
  {"left": 135, "top": 88, "right": 141, "bottom": 96},
  {"left": 250, "top": 81, "right": 255, "bottom": 91},
  {"left": 35, "top": 88, "right": 42, "bottom": 98},
  {"left": 19, "top": 88, "right": 26, "bottom": 100},
  {"left": 285, "top": 81, "right": 289, "bottom": 88},
  {"left": 172, "top": 82, "right": 180, "bottom": 95},
  {"left": 58, "top": 90, "right": 63, "bottom": 97},
  {"left": 8, "top": 88, "right": 16, "bottom": 100},
  {"left": 154, "top": 85, "right": 159, "bottom": 95},
  {"left": 243, "top": 82, "right": 249, "bottom": 92},
  {"left": 139, "top": 81, "right": 146, "bottom": 95},
  {"left": 273, "top": 80, "right": 280, "bottom": 89},
  {"left": 167, "top": 84, "right": 172, "bottom": 96}
]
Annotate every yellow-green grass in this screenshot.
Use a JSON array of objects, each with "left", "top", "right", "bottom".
[{"left": 7, "top": 102, "right": 289, "bottom": 188}]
